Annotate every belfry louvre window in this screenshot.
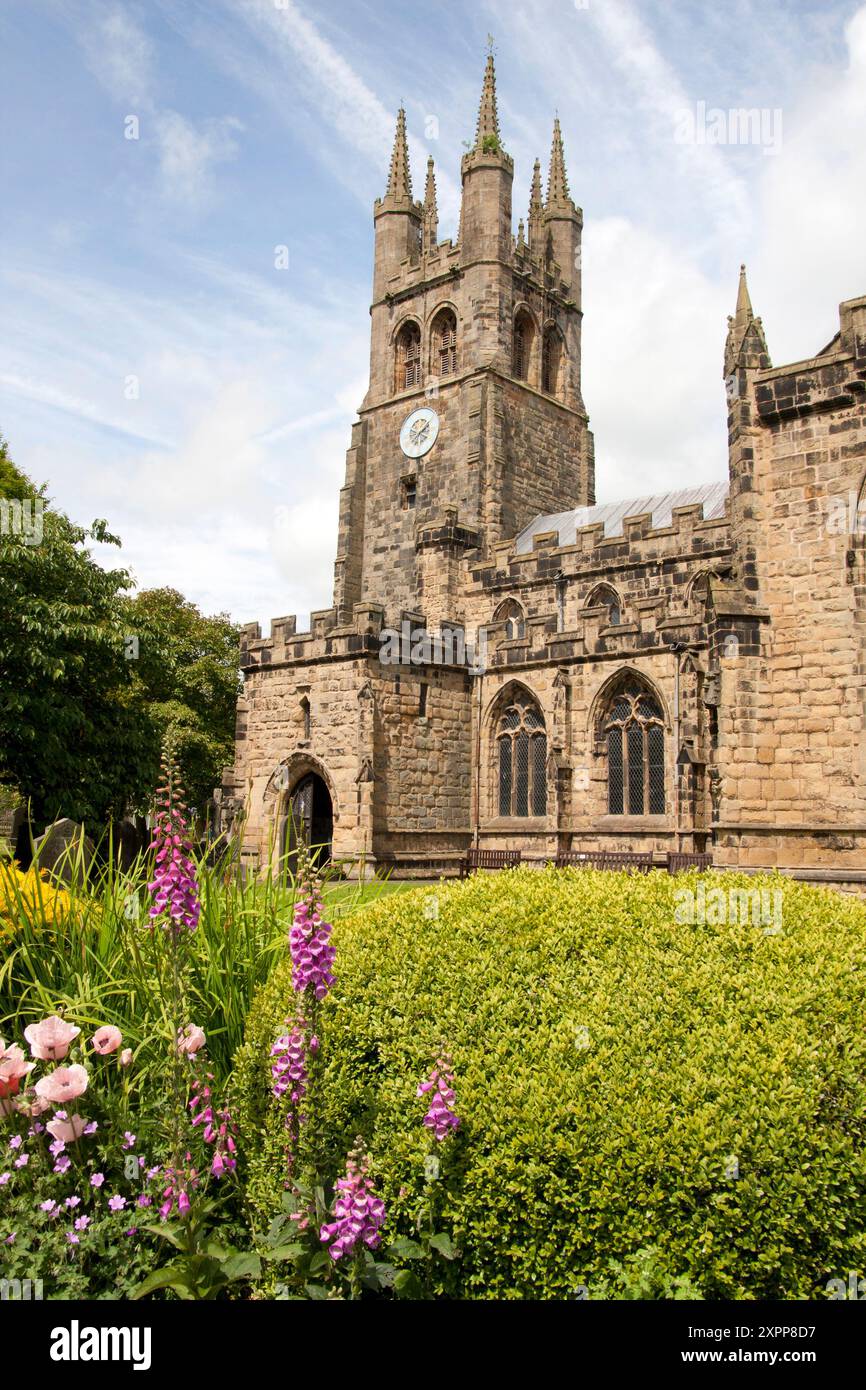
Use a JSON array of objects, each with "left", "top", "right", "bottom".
[
  {"left": 396, "top": 322, "right": 421, "bottom": 391},
  {"left": 604, "top": 684, "right": 665, "bottom": 816},
  {"left": 513, "top": 312, "right": 534, "bottom": 380},
  {"left": 434, "top": 310, "right": 457, "bottom": 376},
  {"left": 496, "top": 692, "right": 547, "bottom": 817},
  {"left": 541, "top": 328, "right": 563, "bottom": 396}
]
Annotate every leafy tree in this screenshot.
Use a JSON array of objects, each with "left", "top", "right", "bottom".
[
  {"left": 0, "top": 437, "right": 34, "bottom": 501},
  {"left": 0, "top": 444, "right": 157, "bottom": 827},
  {"left": 124, "top": 588, "right": 241, "bottom": 816},
  {"left": 0, "top": 437, "right": 241, "bottom": 828}
]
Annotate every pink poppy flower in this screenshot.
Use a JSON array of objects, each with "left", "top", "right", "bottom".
[
  {"left": 24, "top": 1016, "right": 80, "bottom": 1061},
  {"left": 34, "top": 1064, "right": 89, "bottom": 1105},
  {"left": 176, "top": 1025, "right": 206, "bottom": 1057},
  {"left": 91, "top": 1025, "right": 122, "bottom": 1056},
  {"left": 0, "top": 1045, "right": 34, "bottom": 1101},
  {"left": 46, "top": 1114, "right": 90, "bottom": 1143},
  {"left": 119, "top": 1048, "right": 133, "bottom": 1067}
]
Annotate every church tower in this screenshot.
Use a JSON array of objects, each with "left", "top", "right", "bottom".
[{"left": 333, "top": 54, "right": 595, "bottom": 626}]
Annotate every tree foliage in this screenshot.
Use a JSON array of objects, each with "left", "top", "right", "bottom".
[
  {"left": 0, "top": 443, "right": 154, "bottom": 825},
  {"left": 124, "top": 587, "right": 241, "bottom": 815},
  {"left": 0, "top": 436, "right": 241, "bottom": 828}
]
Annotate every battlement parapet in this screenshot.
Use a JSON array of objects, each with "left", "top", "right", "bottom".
[
  {"left": 755, "top": 295, "right": 866, "bottom": 425},
  {"left": 471, "top": 502, "right": 731, "bottom": 591}
]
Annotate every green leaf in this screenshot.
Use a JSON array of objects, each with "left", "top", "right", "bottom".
[
  {"left": 387, "top": 1236, "right": 425, "bottom": 1261},
  {"left": 429, "top": 1233, "right": 459, "bottom": 1260},
  {"left": 131, "top": 1261, "right": 194, "bottom": 1300},
  {"left": 221, "top": 1252, "right": 262, "bottom": 1282},
  {"left": 261, "top": 1244, "right": 306, "bottom": 1262},
  {"left": 393, "top": 1269, "right": 424, "bottom": 1300}
]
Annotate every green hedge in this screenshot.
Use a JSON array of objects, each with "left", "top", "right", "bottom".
[{"left": 233, "top": 868, "right": 866, "bottom": 1299}]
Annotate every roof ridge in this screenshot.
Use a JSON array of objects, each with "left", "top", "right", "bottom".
[{"left": 515, "top": 482, "right": 729, "bottom": 552}]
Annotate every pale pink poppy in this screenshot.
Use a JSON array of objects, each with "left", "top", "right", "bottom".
[
  {"left": 24, "top": 1016, "right": 80, "bottom": 1061},
  {"left": 0, "top": 1045, "right": 35, "bottom": 1100},
  {"left": 119, "top": 1048, "right": 133, "bottom": 1067},
  {"left": 91, "top": 1025, "right": 122, "bottom": 1056},
  {"left": 46, "top": 1114, "right": 89, "bottom": 1143},
  {"left": 34, "top": 1065, "right": 89, "bottom": 1104},
  {"left": 176, "top": 1025, "right": 206, "bottom": 1056}
]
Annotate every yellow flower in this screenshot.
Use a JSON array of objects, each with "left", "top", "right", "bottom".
[{"left": 0, "top": 863, "right": 75, "bottom": 938}]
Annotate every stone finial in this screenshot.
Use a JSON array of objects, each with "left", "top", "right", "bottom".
[
  {"left": 528, "top": 158, "right": 544, "bottom": 248},
  {"left": 724, "top": 263, "right": 771, "bottom": 377},
  {"left": 474, "top": 52, "right": 502, "bottom": 151},
  {"left": 735, "top": 262, "right": 753, "bottom": 322},
  {"left": 546, "top": 117, "right": 572, "bottom": 209},
  {"left": 422, "top": 155, "right": 438, "bottom": 252},
  {"left": 385, "top": 107, "right": 412, "bottom": 202}
]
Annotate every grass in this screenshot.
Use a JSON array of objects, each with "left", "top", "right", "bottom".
[{"left": 0, "top": 845, "right": 409, "bottom": 1090}]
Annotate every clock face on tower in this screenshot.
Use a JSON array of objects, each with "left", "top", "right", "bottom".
[{"left": 399, "top": 406, "right": 440, "bottom": 459}]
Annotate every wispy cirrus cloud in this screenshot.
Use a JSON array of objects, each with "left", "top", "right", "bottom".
[{"left": 78, "top": 2, "right": 243, "bottom": 206}]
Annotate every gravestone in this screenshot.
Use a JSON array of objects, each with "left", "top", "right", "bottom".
[
  {"left": 115, "top": 819, "right": 142, "bottom": 873},
  {"left": 32, "top": 819, "right": 95, "bottom": 886},
  {"left": 0, "top": 803, "right": 24, "bottom": 858}
]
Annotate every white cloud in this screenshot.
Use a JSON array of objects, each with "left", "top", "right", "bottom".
[
  {"left": 219, "top": 0, "right": 461, "bottom": 222},
  {"left": 0, "top": 370, "right": 173, "bottom": 448},
  {"left": 77, "top": 2, "right": 243, "bottom": 206},
  {"left": 154, "top": 111, "right": 243, "bottom": 204},
  {"left": 83, "top": 3, "right": 155, "bottom": 108},
  {"left": 750, "top": 4, "right": 866, "bottom": 362}
]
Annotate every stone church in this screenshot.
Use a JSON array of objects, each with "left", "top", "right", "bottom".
[{"left": 219, "top": 56, "right": 866, "bottom": 886}]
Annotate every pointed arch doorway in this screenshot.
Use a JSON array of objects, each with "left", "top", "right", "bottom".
[{"left": 281, "top": 772, "right": 333, "bottom": 873}]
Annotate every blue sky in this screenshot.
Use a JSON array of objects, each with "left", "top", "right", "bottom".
[{"left": 1, "top": 0, "right": 865, "bottom": 628}]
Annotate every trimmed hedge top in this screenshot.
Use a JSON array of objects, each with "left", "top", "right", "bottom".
[{"left": 234, "top": 869, "right": 866, "bottom": 1299}]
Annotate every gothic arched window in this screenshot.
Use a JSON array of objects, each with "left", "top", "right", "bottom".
[
  {"left": 589, "top": 584, "right": 621, "bottom": 627},
  {"left": 395, "top": 321, "right": 421, "bottom": 391},
  {"left": 688, "top": 571, "right": 711, "bottom": 616},
  {"left": 432, "top": 309, "right": 457, "bottom": 377},
  {"left": 603, "top": 682, "right": 665, "bottom": 816},
  {"left": 513, "top": 310, "right": 535, "bottom": 381},
  {"left": 496, "top": 689, "right": 547, "bottom": 817},
  {"left": 494, "top": 597, "right": 526, "bottom": 641},
  {"left": 541, "top": 326, "right": 564, "bottom": 396}
]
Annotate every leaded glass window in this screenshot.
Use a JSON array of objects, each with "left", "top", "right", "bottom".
[
  {"left": 496, "top": 691, "right": 547, "bottom": 817},
  {"left": 603, "top": 684, "right": 665, "bottom": 816}
]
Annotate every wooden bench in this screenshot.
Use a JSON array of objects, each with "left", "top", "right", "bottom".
[
  {"left": 667, "top": 852, "right": 714, "bottom": 874},
  {"left": 604, "top": 851, "right": 654, "bottom": 874},
  {"left": 555, "top": 850, "right": 608, "bottom": 870},
  {"left": 555, "top": 850, "right": 655, "bottom": 873},
  {"left": 458, "top": 848, "right": 522, "bottom": 880}
]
